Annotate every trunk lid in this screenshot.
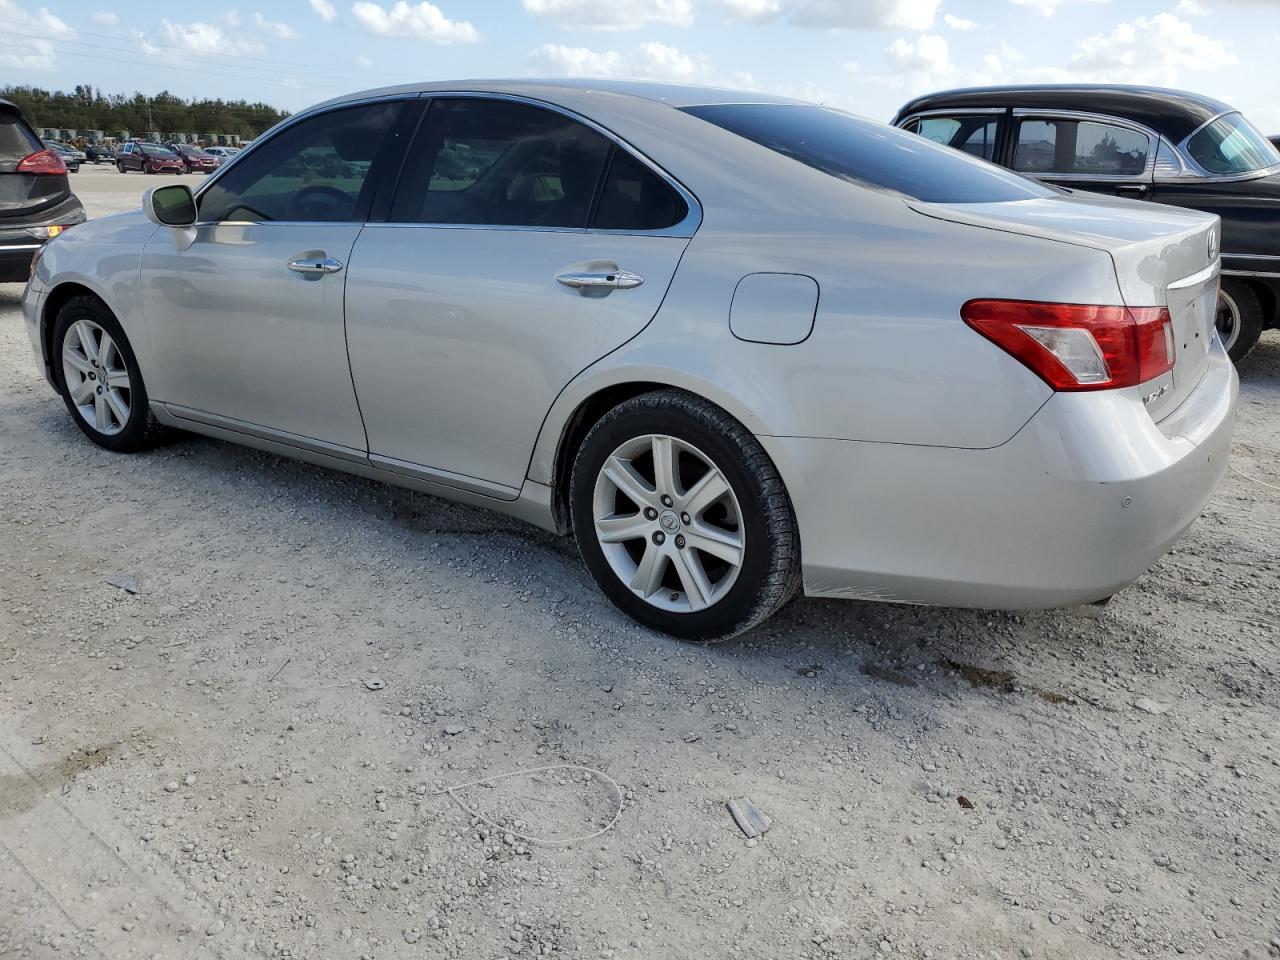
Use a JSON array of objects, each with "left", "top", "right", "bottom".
[
  {"left": 0, "top": 103, "right": 72, "bottom": 219},
  {"left": 909, "top": 191, "right": 1218, "bottom": 421}
]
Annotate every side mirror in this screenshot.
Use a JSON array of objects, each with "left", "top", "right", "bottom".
[{"left": 144, "top": 184, "right": 197, "bottom": 227}]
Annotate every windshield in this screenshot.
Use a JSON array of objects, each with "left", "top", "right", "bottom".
[
  {"left": 680, "top": 103, "right": 1055, "bottom": 203},
  {"left": 141, "top": 144, "right": 176, "bottom": 156},
  {"left": 1186, "top": 113, "right": 1280, "bottom": 175}
]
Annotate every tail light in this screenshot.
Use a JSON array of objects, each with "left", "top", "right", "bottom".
[
  {"left": 962, "top": 299, "right": 1175, "bottom": 391},
  {"left": 16, "top": 149, "right": 67, "bottom": 175}
]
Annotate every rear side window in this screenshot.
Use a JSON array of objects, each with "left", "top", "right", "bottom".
[
  {"left": 1012, "top": 118, "right": 1149, "bottom": 177},
  {"left": 0, "top": 110, "right": 41, "bottom": 164},
  {"left": 391, "top": 98, "right": 612, "bottom": 228},
  {"left": 682, "top": 103, "right": 1051, "bottom": 203},
  {"left": 592, "top": 150, "right": 687, "bottom": 230},
  {"left": 1186, "top": 112, "right": 1280, "bottom": 175},
  {"left": 912, "top": 116, "right": 999, "bottom": 162}
]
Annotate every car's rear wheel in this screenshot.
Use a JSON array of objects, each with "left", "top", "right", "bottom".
[
  {"left": 53, "top": 296, "right": 167, "bottom": 453},
  {"left": 1216, "top": 279, "right": 1263, "bottom": 363},
  {"left": 570, "top": 390, "right": 801, "bottom": 642}
]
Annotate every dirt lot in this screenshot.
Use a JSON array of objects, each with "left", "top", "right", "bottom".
[{"left": 2, "top": 164, "right": 1278, "bottom": 960}]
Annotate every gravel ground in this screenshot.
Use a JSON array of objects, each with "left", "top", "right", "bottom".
[{"left": 2, "top": 164, "right": 1279, "bottom": 960}]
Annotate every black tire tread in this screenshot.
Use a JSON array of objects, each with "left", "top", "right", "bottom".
[{"left": 570, "top": 388, "right": 801, "bottom": 642}]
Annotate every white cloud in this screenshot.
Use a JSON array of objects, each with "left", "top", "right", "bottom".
[
  {"left": 146, "top": 16, "right": 268, "bottom": 57},
  {"left": 309, "top": 0, "right": 337, "bottom": 20},
  {"left": 1175, "top": 0, "right": 1207, "bottom": 12},
  {"left": 0, "top": 0, "right": 68, "bottom": 66},
  {"left": 943, "top": 12, "right": 976, "bottom": 29},
  {"left": 527, "top": 41, "right": 754, "bottom": 87},
  {"left": 253, "top": 11, "right": 298, "bottom": 38},
  {"left": 0, "top": 0, "right": 70, "bottom": 35},
  {"left": 714, "top": 0, "right": 784, "bottom": 20},
  {"left": 1067, "top": 12, "right": 1236, "bottom": 84},
  {"left": 354, "top": 54, "right": 374, "bottom": 66},
  {"left": 791, "top": 0, "right": 940, "bottom": 30},
  {"left": 522, "top": 0, "right": 694, "bottom": 30},
  {"left": 1009, "top": 0, "right": 1109, "bottom": 17},
  {"left": 887, "top": 33, "right": 953, "bottom": 78},
  {"left": 351, "top": 1, "right": 478, "bottom": 42},
  {"left": 92, "top": 9, "right": 118, "bottom": 25}
]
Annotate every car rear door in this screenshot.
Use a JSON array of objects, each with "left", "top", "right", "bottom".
[
  {"left": 0, "top": 102, "right": 70, "bottom": 219},
  {"left": 900, "top": 112, "right": 1005, "bottom": 164},
  {"left": 1009, "top": 111, "right": 1155, "bottom": 200},
  {"left": 139, "top": 99, "right": 414, "bottom": 454},
  {"left": 343, "top": 96, "right": 696, "bottom": 497}
]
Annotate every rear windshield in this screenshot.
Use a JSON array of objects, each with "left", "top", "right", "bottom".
[
  {"left": 680, "top": 103, "right": 1054, "bottom": 203},
  {"left": 1186, "top": 113, "right": 1280, "bottom": 175},
  {"left": 1, "top": 110, "right": 41, "bottom": 163}
]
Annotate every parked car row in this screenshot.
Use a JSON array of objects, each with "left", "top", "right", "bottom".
[
  {"left": 892, "top": 85, "right": 1280, "bottom": 362},
  {"left": 23, "top": 80, "right": 1240, "bottom": 640}
]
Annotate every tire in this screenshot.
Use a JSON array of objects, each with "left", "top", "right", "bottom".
[
  {"left": 570, "top": 389, "right": 801, "bottom": 642},
  {"left": 52, "top": 295, "right": 168, "bottom": 453},
  {"left": 1217, "top": 279, "right": 1264, "bottom": 364},
  {"left": 116, "top": 161, "right": 125, "bottom": 173}
]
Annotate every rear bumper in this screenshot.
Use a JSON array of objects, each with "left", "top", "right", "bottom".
[
  {"left": 0, "top": 242, "right": 43, "bottom": 283},
  {"left": 763, "top": 340, "right": 1238, "bottom": 609},
  {"left": 0, "top": 196, "right": 86, "bottom": 282}
]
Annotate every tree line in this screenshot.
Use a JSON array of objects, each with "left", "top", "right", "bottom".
[{"left": 1, "top": 84, "right": 288, "bottom": 138}]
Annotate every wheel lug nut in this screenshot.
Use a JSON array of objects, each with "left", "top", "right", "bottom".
[
  {"left": 644, "top": 507, "right": 658, "bottom": 521},
  {"left": 675, "top": 535, "right": 686, "bottom": 549},
  {"left": 680, "top": 513, "right": 690, "bottom": 525},
  {"left": 661, "top": 495, "right": 673, "bottom": 508},
  {"left": 652, "top": 531, "right": 665, "bottom": 545}
]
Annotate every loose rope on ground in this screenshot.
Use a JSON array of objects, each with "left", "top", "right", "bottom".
[
  {"left": 435, "top": 764, "right": 623, "bottom": 846},
  {"left": 1232, "top": 464, "right": 1280, "bottom": 493}
]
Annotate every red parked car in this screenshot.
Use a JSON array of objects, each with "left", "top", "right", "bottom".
[
  {"left": 168, "top": 143, "right": 221, "bottom": 174},
  {"left": 116, "top": 142, "right": 184, "bottom": 174}
]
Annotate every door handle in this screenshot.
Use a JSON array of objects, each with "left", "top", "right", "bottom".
[
  {"left": 288, "top": 256, "right": 344, "bottom": 275},
  {"left": 556, "top": 269, "right": 644, "bottom": 290},
  {"left": 1116, "top": 184, "right": 1149, "bottom": 197}
]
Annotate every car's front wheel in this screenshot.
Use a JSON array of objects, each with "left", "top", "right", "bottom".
[
  {"left": 116, "top": 161, "right": 126, "bottom": 173},
  {"left": 570, "top": 390, "right": 801, "bottom": 642},
  {"left": 53, "top": 296, "right": 167, "bottom": 453},
  {"left": 1217, "top": 279, "right": 1264, "bottom": 364}
]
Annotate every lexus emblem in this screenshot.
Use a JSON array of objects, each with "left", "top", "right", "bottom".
[{"left": 1207, "top": 228, "right": 1219, "bottom": 261}]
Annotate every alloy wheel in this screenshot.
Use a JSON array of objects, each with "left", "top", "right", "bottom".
[
  {"left": 592, "top": 434, "right": 744, "bottom": 614},
  {"left": 61, "top": 319, "right": 132, "bottom": 436},
  {"left": 1215, "top": 290, "right": 1240, "bottom": 352}
]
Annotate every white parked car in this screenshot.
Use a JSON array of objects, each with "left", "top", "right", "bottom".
[{"left": 22, "top": 81, "right": 1237, "bottom": 640}]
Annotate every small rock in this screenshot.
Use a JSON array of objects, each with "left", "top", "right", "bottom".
[
  {"left": 404, "top": 929, "right": 421, "bottom": 944},
  {"left": 363, "top": 677, "right": 385, "bottom": 691},
  {"left": 1133, "top": 697, "right": 1170, "bottom": 715},
  {"left": 163, "top": 781, "right": 179, "bottom": 793},
  {"left": 727, "top": 797, "right": 771, "bottom": 839},
  {"left": 205, "top": 920, "right": 224, "bottom": 937},
  {"left": 443, "top": 723, "right": 464, "bottom": 736},
  {"left": 105, "top": 574, "right": 140, "bottom": 594}
]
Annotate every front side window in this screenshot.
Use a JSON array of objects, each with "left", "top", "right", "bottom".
[
  {"left": 391, "top": 98, "right": 612, "bottom": 228},
  {"left": 199, "top": 101, "right": 402, "bottom": 223},
  {"left": 913, "top": 116, "right": 999, "bottom": 162},
  {"left": 683, "top": 103, "right": 1051, "bottom": 204},
  {"left": 1186, "top": 112, "right": 1280, "bottom": 175},
  {"left": 1012, "top": 118, "right": 1149, "bottom": 177}
]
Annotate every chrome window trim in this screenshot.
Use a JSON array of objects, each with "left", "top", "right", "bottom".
[
  {"left": 1008, "top": 108, "right": 1157, "bottom": 182},
  {"left": 192, "top": 89, "right": 702, "bottom": 238},
  {"left": 403, "top": 90, "right": 702, "bottom": 238},
  {"left": 1222, "top": 268, "right": 1280, "bottom": 279},
  {"left": 895, "top": 107, "right": 1006, "bottom": 129}
]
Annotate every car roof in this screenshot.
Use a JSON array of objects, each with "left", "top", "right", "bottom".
[
  {"left": 311, "top": 78, "right": 804, "bottom": 113},
  {"left": 893, "top": 84, "right": 1235, "bottom": 143}
]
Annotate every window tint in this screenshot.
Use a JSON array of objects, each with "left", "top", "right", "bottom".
[
  {"left": 1186, "top": 112, "right": 1280, "bottom": 175},
  {"left": 1012, "top": 118, "right": 1149, "bottom": 177},
  {"left": 683, "top": 103, "right": 1051, "bottom": 203},
  {"left": 199, "top": 101, "right": 402, "bottom": 223},
  {"left": 592, "top": 150, "right": 687, "bottom": 230},
  {"left": 0, "top": 111, "right": 41, "bottom": 163},
  {"left": 391, "top": 98, "right": 611, "bottom": 228},
  {"left": 914, "top": 116, "right": 999, "bottom": 162}
]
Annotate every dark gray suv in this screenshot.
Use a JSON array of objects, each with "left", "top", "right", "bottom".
[{"left": 0, "top": 98, "right": 86, "bottom": 283}]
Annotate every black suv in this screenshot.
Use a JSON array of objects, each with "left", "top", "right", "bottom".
[
  {"left": 0, "top": 99, "right": 86, "bottom": 283},
  {"left": 893, "top": 85, "right": 1280, "bottom": 362}
]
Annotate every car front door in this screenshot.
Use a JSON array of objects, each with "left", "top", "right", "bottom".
[
  {"left": 139, "top": 99, "right": 411, "bottom": 455},
  {"left": 343, "top": 96, "right": 696, "bottom": 496},
  {"left": 1009, "top": 112, "right": 1154, "bottom": 200}
]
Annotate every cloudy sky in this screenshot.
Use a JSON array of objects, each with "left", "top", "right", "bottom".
[{"left": 2, "top": 0, "right": 1277, "bottom": 131}]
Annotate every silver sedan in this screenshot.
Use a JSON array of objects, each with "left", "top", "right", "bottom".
[{"left": 22, "top": 80, "right": 1237, "bottom": 640}]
